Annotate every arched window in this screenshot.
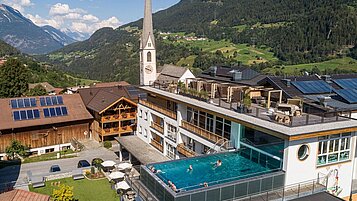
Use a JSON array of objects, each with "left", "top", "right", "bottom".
[{"left": 147, "top": 52, "right": 152, "bottom": 62}]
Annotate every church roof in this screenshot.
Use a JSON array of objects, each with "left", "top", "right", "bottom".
[
  {"left": 141, "top": 0, "right": 155, "bottom": 49},
  {"left": 156, "top": 64, "right": 189, "bottom": 83}
]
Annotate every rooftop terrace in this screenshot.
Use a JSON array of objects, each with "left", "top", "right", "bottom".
[{"left": 140, "top": 85, "right": 357, "bottom": 139}]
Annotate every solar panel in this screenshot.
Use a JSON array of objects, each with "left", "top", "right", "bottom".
[
  {"left": 49, "top": 108, "right": 56, "bottom": 116},
  {"left": 30, "top": 98, "right": 36, "bottom": 107},
  {"left": 40, "top": 97, "right": 46, "bottom": 106},
  {"left": 20, "top": 110, "right": 27, "bottom": 120},
  {"left": 335, "top": 89, "right": 357, "bottom": 103},
  {"left": 34, "top": 109, "right": 40, "bottom": 119},
  {"left": 13, "top": 111, "right": 20, "bottom": 121},
  {"left": 55, "top": 107, "right": 62, "bottom": 116},
  {"left": 292, "top": 80, "right": 332, "bottom": 94},
  {"left": 24, "top": 98, "right": 30, "bottom": 107},
  {"left": 44, "top": 108, "right": 50, "bottom": 117},
  {"left": 51, "top": 96, "right": 58, "bottom": 105},
  {"left": 45, "top": 97, "right": 53, "bottom": 106},
  {"left": 57, "top": 96, "right": 64, "bottom": 104},
  {"left": 17, "top": 99, "right": 25, "bottom": 108},
  {"left": 27, "top": 110, "right": 34, "bottom": 119},
  {"left": 61, "top": 106, "right": 68, "bottom": 116},
  {"left": 334, "top": 78, "right": 357, "bottom": 89},
  {"left": 10, "top": 100, "right": 18, "bottom": 109}
]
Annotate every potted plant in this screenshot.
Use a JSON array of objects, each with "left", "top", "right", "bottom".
[
  {"left": 121, "top": 112, "right": 127, "bottom": 118},
  {"left": 243, "top": 95, "right": 252, "bottom": 113}
]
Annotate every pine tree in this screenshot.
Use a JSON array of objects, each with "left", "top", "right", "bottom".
[{"left": 0, "top": 59, "right": 29, "bottom": 98}]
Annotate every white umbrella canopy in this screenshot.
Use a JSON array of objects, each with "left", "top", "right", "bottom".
[
  {"left": 117, "top": 162, "right": 132, "bottom": 170},
  {"left": 109, "top": 171, "right": 125, "bottom": 180},
  {"left": 101, "top": 160, "right": 116, "bottom": 167},
  {"left": 115, "top": 181, "right": 131, "bottom": 190}
]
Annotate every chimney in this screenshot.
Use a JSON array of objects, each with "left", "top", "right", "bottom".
[
  {"left": 318, "top": 96, "right": 331, "bottom": 107},
  {"left": 209, "top": 66, "right": 217, "bottom": 77},
  {"left": 232, "top": 71, "right": 243, "bottom": 81},
  {"left": 322, "top": 75, "right": 332, "bottom": 83}
]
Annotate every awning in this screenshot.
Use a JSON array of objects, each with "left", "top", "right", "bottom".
[{"left": 115, "top": 136, "right": 169, "bottom": 165}]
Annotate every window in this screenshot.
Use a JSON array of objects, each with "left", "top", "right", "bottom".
[
  {"left": 166, "top": 143, "right": 176, "bottom": 159},
  {"left": 167, "top": 124, "right": 177, "bottom": 142},
  {"left": 144, "top": 111, "right": 148, "bottom": 120},
  {"left": 139, "top": 109, "right": 142, "bottom": 117},
  {"left": 297, "top": 145, "right": 309, "bottom": 160},
  {"left": 148, "top": 43, "right": 151, "bottom": 47},
  {"left": 317, "top": 133, "right": 351, "bottom": 166},
  {"left": 147, "top": 52, "right": 152, "bottom": 62}
]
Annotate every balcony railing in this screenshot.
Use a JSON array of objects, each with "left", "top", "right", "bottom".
[
  {"left": 99, "top": 126, "right": 134, "bottom": 136},
  {"left": 150, "top": 139, "right": 163, "bottom": 152},
  {"left": 151, "top": 122, "right": 164, "bottom": 134},
  {"left": 177, "top": 143, "right": 196, "bottom": 157},
  {"left": 181, "top": 120, "right": 228, "bottom": 145},
  {"left": 140, "top": 99, "right": 177, "bottom": 119},
  {"left": 101, "top": 112, "right": 136, "bottom": 122}
]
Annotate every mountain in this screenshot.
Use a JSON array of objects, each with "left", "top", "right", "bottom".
[
  {"left": 41, "top": 25, "right": 77, "bottom": 46},
  {"left": 41, "top": 0, "right": 357, "bottom": 83},
  {"left": 0, "top": 4, "right": 75, "bottom": 54},
  {"left": 0, "top": 39, "right": 20, "bottom": 57},
  {"left": 62, "top": 28, "right": 91, "bottom": 41}
]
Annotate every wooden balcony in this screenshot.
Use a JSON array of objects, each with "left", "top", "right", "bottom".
[
  {"left": 177, "top": 143, "right": 196, "bottom": 158},
  {"left": 151, "top": 122, "right": 164, "bottom": 134},
  {"left": 101, "top": 112, "right": 136, "bottom": 122},
  {"left": 150, "top": 139, "right": 163, "bottom": 152},
  {"left": 181, "top": 120, "right": 228, "bottom": 145},
  {"left": 99, "top": 126, "right": 135, "bottom": 136},
  {"left": 140, "top": 99, "right": 177, "bottom": 119}
]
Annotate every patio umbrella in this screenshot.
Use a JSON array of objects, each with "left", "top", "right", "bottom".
[
  {"left": 117, "top": 162, "right": 132, "bottom": 170},
  {"left": 109, "top": 171, "right": 125, "bottom": 180},
  {"left": 101, "top": 160, "right": 116, "bottom": 167},
  {"left": 115, "top": 181, "right": 130, "bottom": 190}
]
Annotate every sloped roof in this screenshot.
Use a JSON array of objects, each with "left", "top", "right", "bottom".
[
  {"left": 291, "top": 192, "right": 343, "bottom": 201},
  {"left": 79, "top": 86, "right": 139, "bottom": 113},
  {"left": 156, "top": 64, "right": 189, "bottom": 83},
  {"left": 28, "top": 82, "right": 55, "bottom": 93},
  {"left": 0, "top": 94, "right": 93, "bottom": 131},
  {"left": 0, "top": 189, "right": 50, "bottom": 201},
  {"left": 199, "top": 66, "right": 265, "bottom": 86}
]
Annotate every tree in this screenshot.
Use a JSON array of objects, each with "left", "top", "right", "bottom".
[
  {"left": 0, "top": 59, "right": 29, "bottom": 98},
  {"left": 52, "top": 185, "right": 75, "bottom": 201},
  {"left": 5, "top": 140, "right": 29, "bottom": 160},
  {"left": 26, "top": 84, "right": 47, "bottom": 96}
]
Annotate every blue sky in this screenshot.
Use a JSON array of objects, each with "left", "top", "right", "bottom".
[{"left": 0, "top": 0, "right": 179, "bottom": 35}]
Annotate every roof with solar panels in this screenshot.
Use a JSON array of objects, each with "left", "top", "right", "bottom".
[
  {"left": 0, "top": 94, "right": 93, "bottom": 131},
  {"left": 260, "top": 74, "right": 357, "bottom": 111}
]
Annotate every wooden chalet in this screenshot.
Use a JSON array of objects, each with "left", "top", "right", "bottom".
[
  {"left": 79, "top": 85, "right": 140, "bottom": 141},
  {"left": 0, "top": 94, "right": 93, "bottom": 157}
]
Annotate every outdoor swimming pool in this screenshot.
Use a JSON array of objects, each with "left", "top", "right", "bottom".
[{"left": 150, "top": 146, "right": 281, "bottom": 191}]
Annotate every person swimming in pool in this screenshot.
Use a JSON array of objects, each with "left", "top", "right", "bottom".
[
  {"left": 187, "top": 164, "right": 193, "bottom": 172},
  {"left": 213, "top": 160, "right": 222, "bottom": 168}
]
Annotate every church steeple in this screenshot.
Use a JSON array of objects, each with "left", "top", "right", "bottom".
[{"left": 140, "top": 0, "right": 157, "bottom": 86}]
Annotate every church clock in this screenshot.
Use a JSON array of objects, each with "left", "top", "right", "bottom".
[{"left": 145, "top": 65, "right": 153, "bottom": 74}]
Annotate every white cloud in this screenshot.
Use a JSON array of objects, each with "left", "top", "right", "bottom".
[
  {"left": 26, "top": 3, "right": 123, "bottom": 37},
  {"left": 1, "top": 0, "right": 33, "bottom": 12}
]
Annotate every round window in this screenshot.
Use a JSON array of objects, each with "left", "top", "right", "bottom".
[{"left": 297, "top": 145, "right": 309, "bottom": 160}]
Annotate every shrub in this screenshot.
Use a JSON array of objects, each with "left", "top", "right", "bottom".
[
  {"left": 91, "top": 166, "right": 95, "bottom": 175},
  {"left": 103, "top": 141, "right": 112, "bottom": 149}
]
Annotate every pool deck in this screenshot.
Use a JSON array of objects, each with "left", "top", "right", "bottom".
[{"left": 115, "top": 136, "right": 169, "bottom": 165}]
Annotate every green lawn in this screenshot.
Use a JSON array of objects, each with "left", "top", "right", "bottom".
[
  {"left": 263, "top": 57, "right": 357, "bottom": 75},
  {"left": 30, "top": 177, "right": 119, "bottom": 201}
]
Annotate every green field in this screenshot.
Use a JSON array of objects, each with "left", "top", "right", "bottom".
[
  {"left": 65, "top": 74, "right": 99, "bottom": 85},
  {"left": 169, "top": 38, "right": 278, "bottom": 67},
  {"left": 263, "top": 57, "right": 357, "bottom": 75},
  {"left": 30, "top": 178, "right": 118, "bottom": 201}
]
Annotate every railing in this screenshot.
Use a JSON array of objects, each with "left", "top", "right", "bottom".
[
  {"left": 101, "top": 112, "right": 136, "bottom": 122},
  {"left": 181, "top": 120, "right": 228, "bottom": 145},
  {"left": 99, "top": 126, "right": 134, "bottom": 136},
  {"left": 151, "top": 122, "right": 164, "bottom": 134},
  {"left": 140, "top": 99, "right": 177, "bottom": 119},
  {"left": 150, "top": 139, "right": 163, "bottom": 152},
  {"left": 177, "top": 143, "right": 196, "bottom": 157}
]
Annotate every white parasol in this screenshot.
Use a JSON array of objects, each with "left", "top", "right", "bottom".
[
  {"left": 115, "top": 181, "right": 131, "bottom": 190},
  {"left": 117, "top": 162, "right": 133, "bottom": 170},
  {"left": 101, "top": 160, "right": 116, "bottom": 167},
  {"left": 108, "top": 171, "right": 125, "bottom": 180}
]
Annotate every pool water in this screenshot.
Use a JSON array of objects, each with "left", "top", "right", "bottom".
[{"left": 151, "top": 151, "right": 277, "bottom": 191}]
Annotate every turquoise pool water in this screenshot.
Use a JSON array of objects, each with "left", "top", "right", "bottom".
[{"left": 151, "top": 151, "right": 279, "bottom": 191}]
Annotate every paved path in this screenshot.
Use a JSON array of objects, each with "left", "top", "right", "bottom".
[{"left": 0, "top": 140, "right": 119, "bottom": 190}]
